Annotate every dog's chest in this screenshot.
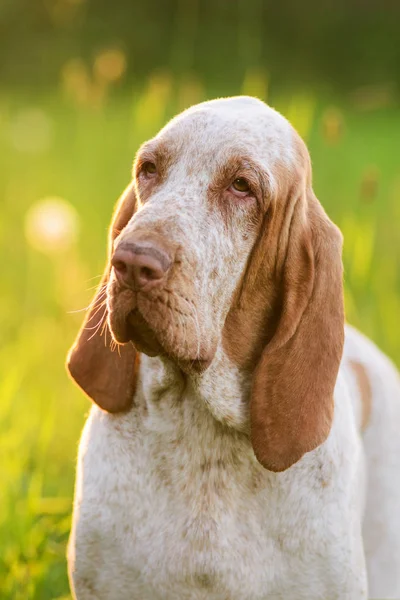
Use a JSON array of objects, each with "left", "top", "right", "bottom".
[
  {"left": 74, "top": 356, "right": 350, "bottom": 600},
  {"left": 118, "top": 453, "right": 277, "bottom": 599},
  {"left": 78, "top": 399, "right": 314, "bottom": 600}
]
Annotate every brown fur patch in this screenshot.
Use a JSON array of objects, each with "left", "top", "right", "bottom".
[{"left": 349, "top": 360, "right": 372, "bottom": 431}]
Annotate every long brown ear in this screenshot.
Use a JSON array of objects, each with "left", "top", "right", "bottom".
[
  {"left": 250, "top": 184, "right": 344, "bottom": 472},
  {"left": 66, "top": 184, "right": 139, "bottom": 412}
]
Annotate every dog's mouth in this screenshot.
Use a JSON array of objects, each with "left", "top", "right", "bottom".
[
  {"left": 124, "top": 310, "right": 165, "bottom": 357},
  {"left": 108, "top": 286, "right": 215, "bottom": 373}
]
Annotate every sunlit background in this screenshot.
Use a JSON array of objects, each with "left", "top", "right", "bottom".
[{"left": 1, "top": 1, "right": 400, "bottom": 597}]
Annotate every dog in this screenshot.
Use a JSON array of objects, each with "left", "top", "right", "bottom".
[{"left": 67, "top": 96, "right": 400, "bottom": 599}]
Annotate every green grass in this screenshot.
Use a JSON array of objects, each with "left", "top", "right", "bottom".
[{"left": 1, "top": 79, "right": 399, "bottom": 598}]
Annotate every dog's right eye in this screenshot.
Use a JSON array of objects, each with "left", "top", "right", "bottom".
[
  {"left": 141, "top": 161, "right": 157, "bottom": 177},
  {"left": 232, "top": 177, "right": 250, "bottom": 193}
]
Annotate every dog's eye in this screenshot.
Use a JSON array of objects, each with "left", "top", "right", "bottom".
[
  {"left": 231, "top": 178, "right": 250, "bottom": 194},
  {"left": 142, "top": 161, "right": 157, "bottom": 176}
]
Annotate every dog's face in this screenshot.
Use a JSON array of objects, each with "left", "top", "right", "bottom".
[
  {"left": 68, "top": 96, "right": 345, "bottom": 472},
  {"left": 108, "top": 97, "right": 294, "bottom": 372}
]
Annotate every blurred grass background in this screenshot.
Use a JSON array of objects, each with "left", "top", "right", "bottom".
[{"left": 1, "top": 0, "right": 400, "bottom": 598}]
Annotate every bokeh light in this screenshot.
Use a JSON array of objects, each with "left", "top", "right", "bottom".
[
  {"left": 321, "top": 106, "right": 344, "bottom": 145},
  {"left": 25, "top": 197, "right": 79, "bottom": 254},
  {"left": 61, "top": 58, "right": 91, "bottom": 105},
  {"left": 93, "top": 48, "right": 127, "bottom": 84}
]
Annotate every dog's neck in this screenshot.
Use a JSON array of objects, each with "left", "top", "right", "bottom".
[
  {"left": 136, "top": 346, "right": 251, "bottom": 436},
  {"left": 129, "top": 345, "right": 272, "bottom": 537}
]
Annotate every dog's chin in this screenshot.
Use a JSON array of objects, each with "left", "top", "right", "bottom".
[{"left": 109, "top": 308, "right": 215, "bottom": 374}]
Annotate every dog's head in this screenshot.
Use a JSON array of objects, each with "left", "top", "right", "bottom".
[{"left": 67, "top": 96, "right": 344, "bottom": 471}]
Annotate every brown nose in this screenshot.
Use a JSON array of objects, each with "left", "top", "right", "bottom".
[{"left": 111, "top": 242, "right": 171, "bottom": 290}]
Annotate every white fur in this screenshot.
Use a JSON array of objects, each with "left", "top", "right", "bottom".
[
  {"left": 344, "top": 326, "right": 400, "bottom": 598},
  {"left": 68, "top": 98, "right": 400, "bottom": 600}
]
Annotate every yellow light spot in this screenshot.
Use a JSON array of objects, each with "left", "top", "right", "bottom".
[
  {"left": 94, "top": 49, "right": 127, "bottom": 83},
  {"left": 25, "top": 197, "right": 79, "bottom": 254},
  {"left": 61, "top": 58, "right": 92, "bottom": 106},
  {"left": 321, "top": 106, "right": 344, "bottom": 145}
]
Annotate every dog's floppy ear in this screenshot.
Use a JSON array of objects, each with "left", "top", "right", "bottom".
[
  {"left": 66, "top": 184, "right": 139, "bottom": 412},
  {"left": 249, "top": 171, "right": 345, "bottom": 472}
]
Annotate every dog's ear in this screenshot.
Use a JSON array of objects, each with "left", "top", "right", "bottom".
[
  {"left": 66, "top": 184, "right": 139, "bottom": 412},
  {"left": 249, "top": 176, "right": 344, "bottom": 472}
]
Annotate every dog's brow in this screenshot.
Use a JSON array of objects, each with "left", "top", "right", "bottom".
[
  {"left": 213, "top": 153, "right": 271, "bottom": 198},
  {"left": 133, "top": 140, "right": 175, "bottom": 177},
  {"left": 139, "top": 141, "right": 157, "bottom": 156}
]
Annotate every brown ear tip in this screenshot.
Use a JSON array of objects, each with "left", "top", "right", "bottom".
[
  {"left": 251, "top": 431, "right": 307, "bottom": 472},
  {"left": 253, "top": 447, "right": 303, "bottom": 473},
  {"left": 65, "top": 337, "right": 138, "bottom": 414},
  {"left": 65, "top": 352, "right": 131, "bottom": 413}
]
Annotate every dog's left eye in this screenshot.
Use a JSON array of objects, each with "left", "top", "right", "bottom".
[
  {"left": 231, "top": 178, "right": 250, "bottom": 193},
  {"left": 141, "top": 161, "right": 157, "bottom": 176}
]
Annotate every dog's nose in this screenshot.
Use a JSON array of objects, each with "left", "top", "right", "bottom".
[{"left": 111, "top": 242, "right": 171, "bottom": 290}]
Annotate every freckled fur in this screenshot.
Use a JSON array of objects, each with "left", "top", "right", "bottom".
[{"left": 67, "top": 97, "right": 400, "bottom": 600}]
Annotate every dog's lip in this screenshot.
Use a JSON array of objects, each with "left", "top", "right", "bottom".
[
  {"left": 125, "top": 311, "right": 164, "bottom": 356},
  {"left": 125, "top": 311, "right": 215, "bottom": 369},
  {"left": 108, "top": 291, "right": 216, "bottom": 370}
]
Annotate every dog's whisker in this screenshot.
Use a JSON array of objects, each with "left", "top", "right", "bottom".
[
  {"left": 67, "top": 288, "right": 107, "bottom": 315},
  {"left": 103, "top": 321, "right": 108, "bottom": 347},
  {"left": 86, "top": 310, "right": 107, "bottom": 341},
  {"left": 85, "top": 308, "right": 107, "bottom": 333},
  {"left": 85, "top": 274, "right": 103, "bottom": 284},
  {"left": 73, "top": 290, "right": 107, "bottom": 317},
  {"left": 84, "top": 321, "right": 106, "bottom": 331},
  {"left": 68, "top": 306, "right": 93, "bottom": 314},
  {"left": 86, "top": 299, "right": 108, "bottom": 324},
  {"left": 89, "top": 286, "right": 107, "bottom": 303},
  {"left": 99, "top": 313, "right": 109, "bottom": 338},
  {"left": 86, "top": 282, "right": 106, "bottom": 292}
]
